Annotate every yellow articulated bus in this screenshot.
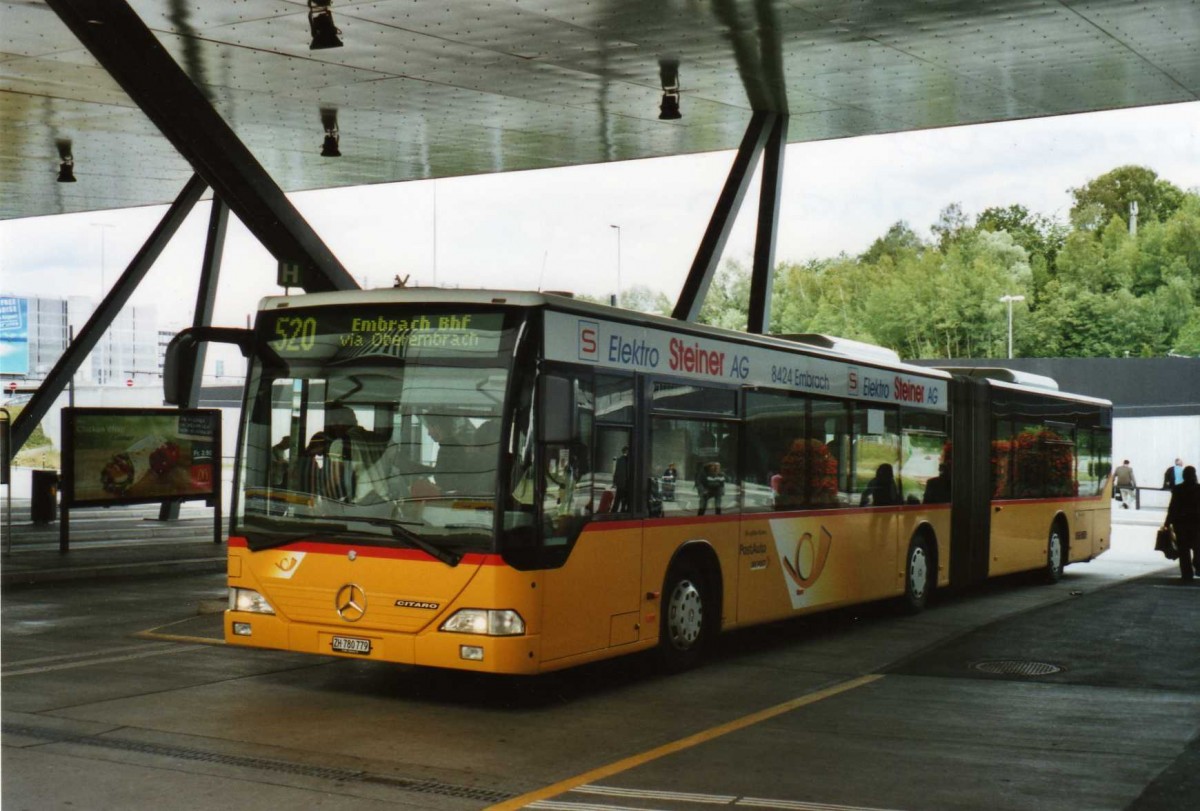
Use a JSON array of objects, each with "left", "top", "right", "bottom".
[{"left": 166, "top": 289, "right": 1111, "bottom": 674}]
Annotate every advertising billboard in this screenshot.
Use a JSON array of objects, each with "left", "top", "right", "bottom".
[
  {"left": 0, "top": 296, "right": 29, "bottom": 376},
  {"left": 62, "top": 408, "right": 221, "bottom": 507}
]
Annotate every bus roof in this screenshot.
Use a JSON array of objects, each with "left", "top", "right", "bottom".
[{"left": 937, "top": 366, "right": 1060, "bottom": 391}]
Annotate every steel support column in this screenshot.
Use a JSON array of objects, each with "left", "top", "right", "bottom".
[
  {"left": 47, "top": 0, "right": 357, "bottom": 293},
  {"left": 160, "top": 197, "right": 229, "bottom": 522},
  {"left": 184, "top": 199, "right": 229, "bottom": 407},
  {"left": 672, "top": 111, "right": 776, "bottom": 322},
  {"left": 8, "top": 175, "right": 208, "bottom": 457},
  {"left": 747, "top": 114, "right": 788, "bottom": 334}
]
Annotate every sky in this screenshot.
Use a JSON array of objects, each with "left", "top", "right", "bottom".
[{"left": 2, "top": 100, "right": 1199, "bottom": 332}]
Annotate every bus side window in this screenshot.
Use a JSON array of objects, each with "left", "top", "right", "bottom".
[
  {"left": 744, "top": 390, "right": 807, "bottom": 512},
  {"left": 541, "top": 375, "right": 594, "bottom": 548},
  {"left": 851, "top": 406, "right": 900, "bottom": 507},
  {"left": 901, "top": 410, "right": 950, "bottom": 504},
  {"left": 594, "top": 375, "right": 635, "bottom": 515},
  {"left": 651, "top": 417, "right": 739, "bottom": 516},
  {"left": 809, "top": 399, "right": 851, "bottom": 506}
]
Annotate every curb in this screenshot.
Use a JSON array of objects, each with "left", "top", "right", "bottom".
[{"left": 1, "top": 557, "right": 226, "bottom": 588}]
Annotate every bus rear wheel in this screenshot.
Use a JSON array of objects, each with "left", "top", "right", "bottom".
[
  {"left": 658, "top": 562, "right": 709, "bottom": 671},
  {"left": 903, "top": 536, "right": 933, "bottom": 613},
  {"left": 1044, "top": 524, "right": 1066, "bottom": 584}
]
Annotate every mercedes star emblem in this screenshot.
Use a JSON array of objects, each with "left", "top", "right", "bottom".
[{"left": 335, "top": 583, "right": 367, "bottom": 622}]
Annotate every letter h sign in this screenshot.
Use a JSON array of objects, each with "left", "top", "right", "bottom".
[{"left": 277, "top": 261, "right": 304, "bottom": 288}]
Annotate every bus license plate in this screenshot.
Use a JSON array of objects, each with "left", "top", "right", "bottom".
[{"left": 331, "top": 636, "right": 371, "bottom": 655}]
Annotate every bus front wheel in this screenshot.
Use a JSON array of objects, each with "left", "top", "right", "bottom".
[
  {"left": 903, "top": 536, "right": 933, "bottom": 613},
  {"left": 1045, "top": 524, "right": 1066, "bottom": 584},
  {"left": 658, "top": 562, "right": 710, "bottom": 671}
]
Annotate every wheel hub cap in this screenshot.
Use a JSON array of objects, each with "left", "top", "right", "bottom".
[
  {"left": 667, "top": 580, "right": 702, "bottom": 649},
  {"left": 910, "top": 548, "right": 928, "bottom": 599}
]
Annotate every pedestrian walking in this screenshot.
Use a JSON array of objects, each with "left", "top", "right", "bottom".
[
  {"left": 1163, "top": 457, "right": 1185, "bottom": 492},
  {"left": 1165, "top": 465, "right": 1200, "bottom": 582},
  {"left": 1113, "top": 459, "right": 1137, "bottom": 509}
]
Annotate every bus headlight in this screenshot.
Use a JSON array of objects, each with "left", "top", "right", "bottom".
[
  {"left": 229, "top": 587, "right": 275, "bottom": 615},
  {"left": 440, "top": 609, "right": 525, "bottom": 636}
]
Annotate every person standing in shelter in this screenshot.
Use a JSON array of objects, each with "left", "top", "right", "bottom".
[
  {"left": 1113, "top": 459, "right": 1137, "bottom": 509},
  {"left": 696, "top": 461, "right": 726, "bottom": 516},
  {"left": 1165, "top": 465, "right": 1200, "bottom": 582},
  {"left": 611, "top": 446, "right": 631, "bottom": 512},
  {"left": 661, "top": 462, "right": 678, "bottom": 502},
  {"left": 1163, "top": 458, "right": 1185, "bottom": 492}
]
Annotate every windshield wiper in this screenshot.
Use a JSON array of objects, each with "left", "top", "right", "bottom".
[
  {"left": 241, "top": 519, "right": 368, "bottom": 551},
  {"left": 241, "top": 515, "right": 462, "bottom": 566},
  {"left": 339, "top": 515, "right": 462, "bottom": 567},
  {"left": 392, "top": 522, "right": 461, "bottom": 567}
]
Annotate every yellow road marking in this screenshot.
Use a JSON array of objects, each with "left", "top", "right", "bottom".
[
  {"left": 485, "top": 673, "right": 882, "bottom": 811},
  {"left": 134, "top": 613, "right": 226, "bottom": 646},
  {"left": 133, "top": 630, "right": 225, "bottom": 646}
]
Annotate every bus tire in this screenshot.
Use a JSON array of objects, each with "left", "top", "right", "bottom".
[
  {"left": 1044, "top": 522, "right": 1066, "bottom": 584},
  {"left": 658, "top": 561, "right": 710, "bottom": 671},
  {"left": 903, "top": 535, "right": 933, "bottom": 614}
]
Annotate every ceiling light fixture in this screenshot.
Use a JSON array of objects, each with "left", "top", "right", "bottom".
[
  {"left": 56, "top": 139, "right": 76, "bottom": 182},
  {"left": 658, "top": 59, "right": 682, "bottom": 120},
  {"left": 309, "top": 0, "right": 343, "bottom": 50},
  {"left": 320, "top": 108, "right": 341, "bottom": 157}
]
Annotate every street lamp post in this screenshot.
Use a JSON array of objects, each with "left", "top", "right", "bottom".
[
  {"left": 999, "top": 294, "right": 1025, "bottom": 359},
  {"left": 91, "top": 222, "right": 116, "bottom": 383},
  {"left": 609, "top": 224, "right": 621, "bottom": 307}
]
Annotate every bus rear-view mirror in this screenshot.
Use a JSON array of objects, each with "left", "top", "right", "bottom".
[{"left": 163, "top": 327, "right": 255, "bottom": 405}]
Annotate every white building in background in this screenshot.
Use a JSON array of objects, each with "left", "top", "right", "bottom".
[
  {"left": 2, "top": 292, "right": 162, "bottom": 387},
  {"left": 92, "top": 302, "right": 161, "bottom": 385}
]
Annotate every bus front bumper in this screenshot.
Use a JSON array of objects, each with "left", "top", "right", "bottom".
[{"left": 225, "top": 611, "right": 543, "bottom": 674}]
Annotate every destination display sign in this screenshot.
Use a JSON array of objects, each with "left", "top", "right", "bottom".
[
  {"left": 261, "top": 309, "right": 507, "bottom": 361},
  {"left": 544, "top": 311, "right": 947, "bottom": 412}
]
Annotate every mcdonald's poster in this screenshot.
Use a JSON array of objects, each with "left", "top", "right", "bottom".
[
  {"left": 0, "top": 296, "right": 29, "bottom": 376},
  {"left": 63, "top": 408, "right": 221, "bottom": 506}
]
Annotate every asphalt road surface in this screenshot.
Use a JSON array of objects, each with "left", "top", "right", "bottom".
[{"left": 3, "top": 522, "right": 1196, "bottom": 811}]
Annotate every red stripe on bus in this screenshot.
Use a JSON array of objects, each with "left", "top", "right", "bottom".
[
  {"left": 641, "top": 504, "right": 948, "bottom": 526},
  {"left": 226, "top": 536, "right": 502, "bottom": 565},
  {"left": 991, "top": 495, "right": 1108, "bottom": 506}
]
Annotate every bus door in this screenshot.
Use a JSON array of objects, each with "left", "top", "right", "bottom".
[
  {"left": 539, "top": 373, "right": 643, "bottom": 662},
  {"left": 847, "top": 404, "right": 902, "bottom": 599}
]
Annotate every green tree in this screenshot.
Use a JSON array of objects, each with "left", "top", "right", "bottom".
[
  {"left": 618, "top": 284, "right": 672, "bottom": 316},
  {"left": 696, "top": 261, "right": 752, "bottom": 331},
  {"left": 772, "top": 256, "right": 877, "bottom": 341},
  {"left": 860, "top": 221, "right": 924, "bottom": 265},
  {"left": 1172, "top": 311, "right": 1200, "bottom": 356},
  {"left": 1069, "top": 165, "right": 1185, "bottom": 232},
  {"left": 930, "top": 203, "right": 970, "bottom": 252},
  {"left": 1135, "top": 195, "right": 1200, "bottom": 295},
  {"left": 669, "top": 165, "right": 1198, "bottom": 361},
  {"left": 976, "top": 204, "right": 1066, "bottom": 290}
]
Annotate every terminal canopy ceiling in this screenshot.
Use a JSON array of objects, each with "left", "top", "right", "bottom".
[{"left": 2, "top": 0, "right": 1198, "bottom": 220}]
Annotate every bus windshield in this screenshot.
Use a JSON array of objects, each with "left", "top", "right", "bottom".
[{"left": 236, "top": 305, "right": 522, "bottom": 559}]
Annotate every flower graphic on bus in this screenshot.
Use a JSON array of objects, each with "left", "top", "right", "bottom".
[{"left": 770, "top": 521, "right": 833, "bottom": 607}]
